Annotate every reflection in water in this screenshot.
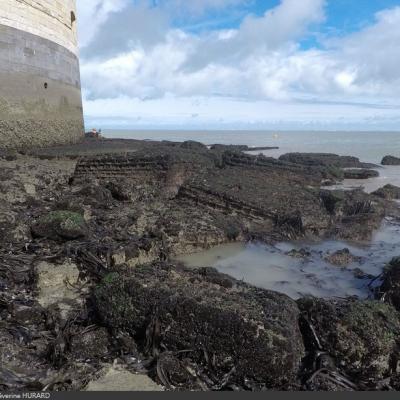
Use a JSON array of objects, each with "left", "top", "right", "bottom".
[{"left": 177, "top": 219, "right": 400, "bottom": 300}]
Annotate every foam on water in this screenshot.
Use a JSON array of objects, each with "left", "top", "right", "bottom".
[{"left": 177, "top": 219, "right": 400, "bottom": 300}]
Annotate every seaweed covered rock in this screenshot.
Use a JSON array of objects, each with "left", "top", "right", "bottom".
[
  {"left": 372, "top": 184, "right": 400, "bottom": 200},
  {"left": 94, "top": 263, "right": 305, "bottom": 389},
  {"left": 298, "top": 297, "right": 400, "bottom": 382},
  {"left": 31, "top": 211, "right": 87, "bottom": 241},
  {"left": 379, "top": 257, "right": 400, "bottom": 311},
  {"left": 382, "top": 155, "right": 400, "bottom": 166}
]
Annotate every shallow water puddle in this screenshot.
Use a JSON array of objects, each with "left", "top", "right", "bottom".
[{"left": 177, "top": 219, "right": 400, "bottom": 300}]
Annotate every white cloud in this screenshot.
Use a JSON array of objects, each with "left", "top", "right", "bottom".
[
  {"left": 76, "top": 0, "right": 129, "bottom": 48},
  {"left": 335, "top": 7, "right": 400, "bottom": 88},
  {"left": 77, "top": 0, "right": 400, "bottom": 129},
  {"left": 162, "top": 0, "right": 249, "bottom": 16}
]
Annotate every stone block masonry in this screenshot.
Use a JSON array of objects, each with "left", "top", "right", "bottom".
[{"left": 0, "top": 0, "right": 84, "bottom": 149}]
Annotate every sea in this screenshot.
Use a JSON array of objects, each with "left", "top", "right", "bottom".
[{"left": 105, "top": 129, "right": 400, "bottom": 299}]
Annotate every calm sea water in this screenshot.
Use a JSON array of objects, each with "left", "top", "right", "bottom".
[{"left": 104, "top": 130, "right": 400, "bottom": 164}]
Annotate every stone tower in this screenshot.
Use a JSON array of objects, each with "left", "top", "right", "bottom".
[{"left": 0, "top": 0, "right": 84, "bottom": 149}]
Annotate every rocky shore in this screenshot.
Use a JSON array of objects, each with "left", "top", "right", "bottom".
[{"left": 1, "top": 139, "right": 400, "bottom": 391}]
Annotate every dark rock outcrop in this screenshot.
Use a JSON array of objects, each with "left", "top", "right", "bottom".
[
  {"left": 372, "top": 184, "right": 400, "bottom": 200},
  {"left": 279, "top": 153, "right": 376, "bottom": 169},
  {"left": 180, "top": 140, "right": 208, "bottom": 150},
  {"left": 211, "top": 144, "right": 278, "bottom": 152},
  {"left": 71, "top": 147, "right": 386, "bottom": 245},
  {"left": 179, "top": 164, "right": 330, "bottom": 240},
  {"left": 221, "top": 151, "right": 340, "bottom": 180},
  {"left": 94, "top": 263, "right": 305, "bottom": 389},
  {"left": 382, "top": 155, "right": 400, "bottom": 166},
  {"left": 343, "top": 169, "right": 379, "bottom": 180},
  {"left": 210, "top": 144, "right": 250, "bottom": 152}
]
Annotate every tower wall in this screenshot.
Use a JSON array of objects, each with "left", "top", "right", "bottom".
[{"left": 0, "top": 0, "right": 84, "bottom": 149}]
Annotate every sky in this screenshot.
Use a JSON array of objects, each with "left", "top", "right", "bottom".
[{"left": 77, "top": 0, "right": 400, "bottom": 130}]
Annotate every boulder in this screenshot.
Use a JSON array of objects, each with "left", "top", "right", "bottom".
[
  {"left": 94, "top": 263, "right": 305, "bottom": 389},
  {"left": 298, "top": 298, "right": 400, "bottom": 381},
  {"left": 372, "top": 184, "right": 400, "bottom": 200},
  {"left": 379, "top": 257, "right": 400, "bottom": 311},
  {"left": 381, "top": 155, "right": 400, "bottom": 166},
  {"left": 76, "top": 184, "right": 114, "bottom": 208},
  {"left": 324, "top": 248, "right": 362, "bottom": 267},
  {"left": 343, "top": 169, "right": 379, "bottom": 180},
  {"left": 31, "top": 211, "right": 87, "bottom": 241}
]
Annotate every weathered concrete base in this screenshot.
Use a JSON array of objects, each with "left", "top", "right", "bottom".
[
  {"left": 0, "top": 24, "right": 84, "bottom": 149},
  {"left": 0, "top": 119, "right": 83, "bottom": 149}
]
